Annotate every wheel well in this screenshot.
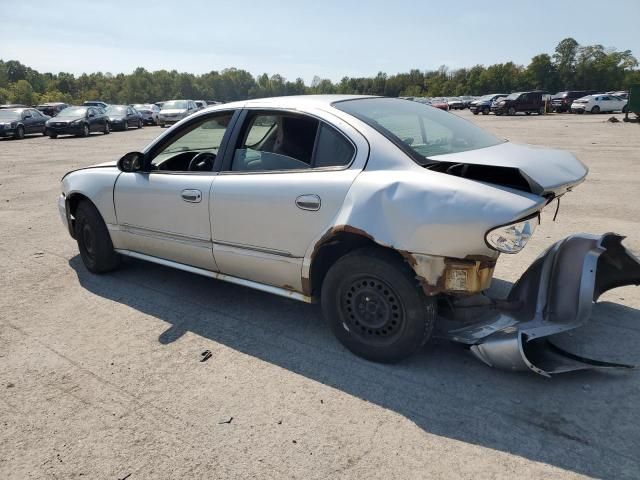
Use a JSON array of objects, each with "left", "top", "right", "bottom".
[
  {"left": 308, "top": 232, "right": 407, "bottom": 297},
  {"left": 66, "top": 193, "right": 91, "bottom": 238}
]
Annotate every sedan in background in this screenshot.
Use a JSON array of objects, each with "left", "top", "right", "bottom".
[
  {"left": 469, "top": 94, "right": 508, "bottom": 115},
  {"left": 195, "top": 100, "right": 207, "bottom": 111},
  {"left": 105, "top": 105, "right": 143, "bottom": 130},
  {"left": 570, "top": 94, "right": 628, "bottom": 114},
  {"left": 0, "top": 108, "right": 50, "bottom": 139},
  {"left": 158, "top": 99, "right": 199, "bottom": 127},
  {"left": 446, "top": 97, "right": 464, "bottom": 110},
  {"left": 551, "top": 90, "right": 598, "bottom": 113},
  {"left": 428, "top": 97, "right": 449, "bottom": 111},
  {"left": 132, "top": 104, "right": 160, "bottom": 125},
  {"left": 36, "top": 102, "right": 69, "bottom": 117},
  {"left": 46, "top": 106, "right": 110, "bottom": 138},
  {"left": 0, "top": 104, "right": 28, "bottom": 109}
]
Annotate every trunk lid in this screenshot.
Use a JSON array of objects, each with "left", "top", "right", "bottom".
[{"left": 426, "top": 142, "right": 588, "bottom": 197}]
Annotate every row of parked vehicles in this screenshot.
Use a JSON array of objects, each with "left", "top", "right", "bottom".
[
  {"left": 408, "top": 89, "right": 630, "bottom": 116},
  {"left": 0, "top": 99, "right": 222, "bottom": 139}
]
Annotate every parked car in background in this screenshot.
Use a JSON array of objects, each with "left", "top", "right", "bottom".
[
  {"left": 158, "top": 99, "right": 199, "bottom": 127},
  {"left": 469, "top": 94, "right": 508, "bottom": 115},
  {"left": 428, "top": 97, "right": 449, "bottom": 111},
  {"left": 206, "top": 100, "right": 222, "bottom": 105},
  {"left": 551, "top": 90, "right": 598, "bottom": 113},
  {"left": 132, "top": 104, "right": 160, "bottom": 125},
  {"left": 0, "top": 104, "right": 27, "bottom": 109},
  {"left": 36, "top": 102, "right": 69, "bottom": 117},
  {"left": 155, "top": 101, "right": 165, "bottom": 109},
  {"left": 46, "top": 106, "right": 110, "bottom": 138},
  {"left": 105, "top": 105, "right": 143, "bottom": 130},
  {"left": 195, "top": 100, "right": 207, "bottom": 111},
  {"left": 83, "top": 100, "right": 109, "bottom": 109},
  {"left": 491, "top": 91, "right": 549, "bottom": 115},
  {"left": 57, "top": 95, "right": 640, "bottom": 376},
  {"left": 570, "top": 94, "right": 628, "bottom": 114},
  {"left": 0, "top": 108, "right": 50, "bottom": 139},
  {"left": 608, "top": 90, "right": 629, "bottom": 100},
  {"left": 459, "top": 96, "right": 475, "bottom": 108},
  {"left": 446, "top": 97, "right": 464, "bottom": 110}
]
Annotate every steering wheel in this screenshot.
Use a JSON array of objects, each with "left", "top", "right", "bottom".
[{"left": 188, "top": 152, "right": 216, "bottom": 171}]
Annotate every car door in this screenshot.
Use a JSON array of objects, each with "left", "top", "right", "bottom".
[
  {"left": 113, "top": 109, "right": 238, "bottom": 270},
  {"left": 21, "top": 110, "right": 35, "bottom": 133},
  {"left": 30, "top": 109, "right": 47, "bottom": 133},
  {"left": 210, "top": 109, "right": 367, "bottom": 291}
]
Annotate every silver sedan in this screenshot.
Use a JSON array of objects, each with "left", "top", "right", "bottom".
[{"left": 58, "top": 95, "right": 640, "bottom": 375}]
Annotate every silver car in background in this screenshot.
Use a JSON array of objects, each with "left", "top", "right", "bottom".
[
  {"left": 132, "top": 103, "right": 161, "bottom": 125},
  {"left": 158, "top": 99, "right": 198, "bottom": 127},
  {"left": 57, "top": 95, "right": 640, "bottom": 376}
]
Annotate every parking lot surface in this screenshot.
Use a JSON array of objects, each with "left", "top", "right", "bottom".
[{"left": 1, "top": 112, "right": 639, "bottom": 479}]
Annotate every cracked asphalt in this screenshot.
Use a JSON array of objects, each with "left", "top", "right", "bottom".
[{"left": 1, "top": 110, "right": 639, "bottom": 479}]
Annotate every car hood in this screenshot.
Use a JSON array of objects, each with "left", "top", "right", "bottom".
[
  {"left": 48, "top": 116, "right": 82, "bottom": 122},
  {"left": 427, "top": 142, "right": 588, "bottom": 196},
  {"left": 108, "top": 114, "right": 126, "bottom": 119}
]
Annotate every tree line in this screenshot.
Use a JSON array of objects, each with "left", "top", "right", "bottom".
[{"left": 1, "top": 38, "right": 638, "bottom": 106}]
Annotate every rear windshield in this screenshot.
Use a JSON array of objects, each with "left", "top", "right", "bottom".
[
  {"left": 163, "top": 100, "right": 188, "bottom": 109},
  {"left": 334, "top": 97, "right": 502, "bottom": 162},
  {"left": 58, "top": 107, "right": 87, "bottom": 117},
  {"left": 106, "top": 106, "right": 126, "bottom": 114}
]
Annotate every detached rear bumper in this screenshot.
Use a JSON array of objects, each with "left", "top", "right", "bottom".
[{"left": 444, "top": 233, "right": 640, "bottom": 376}]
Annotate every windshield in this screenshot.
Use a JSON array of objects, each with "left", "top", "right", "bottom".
[
  {"left": 505, "top": 93, "right": 521, "bottom": 100},
  {"left": 162, "top": 100, "right": 188, "bottom": 110},
  {"left": 0, "top": 110, "right": 21, "bottom": 120},
  {"left": 133, "top": 104, "right": 150, "bottom": 109},
  {"left": 58, "top": 107, "right": 87, "bottom": 117},
  {"left": 334, "top": 97, "right": 503, "bottom": 161},
  {"left": 106, "top": 106, "right": 126, "bottom": 114}
]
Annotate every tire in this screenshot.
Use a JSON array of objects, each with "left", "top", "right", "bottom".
[
  {"left": 49, "top": 133, "right": 58, "bottom": 139},
  {"left": 74, "top": 201, "right": 120, "bottom": 273},
  {"left": 321, "top": 247, "right": 436, "bottom": 363},
  {"left": 591, "top": 105, "right": 600, "bottom": 114},
  {"left": 124, "top": 120, "right": 129, "bottom": 130},
  {"left": 507, "top": 107, "right": 516, "bottom": 116},
  {"left": 525, "top": 112, "right": 531, "bottom": 116},
  {"left": 472, "top": 111, "right": 478, "bottom": 115},
  {"left": 103, "top": 122, "right": 110, "bottom": 135},
  {"left": 482, "top": 107, "right": 489, "bottom": 115},
  {"left": 137, "top": 119, "right": 142, "bottom": 129},
  {"left": 82, "top": 123, "right": 90, "bottom": 137},
  {"left": 14, "top": 125, "right": 25, "bottom": 139},
  {"left": 538, "top": 107, "right": 545, "bottom": 115},
  {"left": 160, "top": 123, "right": 165, "bottom": 128}
]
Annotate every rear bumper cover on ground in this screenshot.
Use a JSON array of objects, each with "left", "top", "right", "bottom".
[{"left": 445, "top": 233, "right": 640, "bottom": 376}]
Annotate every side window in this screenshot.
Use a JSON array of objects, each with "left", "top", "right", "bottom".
[
  {"left": 232, "top": 113, "right": 319, "bottom": 172},
  {"left": 313, "top": 124, "right": 354, "bottom": 168},
  {"left": 150, "top": 111, "right": 234, "bottom": 172}
]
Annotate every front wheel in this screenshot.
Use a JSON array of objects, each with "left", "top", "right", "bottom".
[
  {"left": 482, "top": 107, "right": 490, "bottom": 115},
  {"left": 321, "top": 248, "right": 436, "bottom": 363},
  {"left": 74, "top": 201, "right": 121, "bottom": 273},
  {"left": 14, "top": 125, "right": 25, "bottom": 139},
  {"left": 49, "top": 133, "right": 58, "bottom": 139},
  {"left": 82, "top": 124, "right": 90, "bottom": 137},
  {"left": 137, "top": 119, "right": 142, "bottom": 128},
  {"left": 507, "top": 107, "right": 516, "bottom": 116},
  {"left": 591, "top": 105, "right": 600, "bottom": 114},
  {"left": 103, "top": 122, "right": 110, "bottom": 134}
]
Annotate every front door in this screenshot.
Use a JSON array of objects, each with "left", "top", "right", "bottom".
[
  {"left": 210, "top": 110, "right": 365, "bottom": 291},
  {"left": 113, "top": 110, "right": 237, "bottom": 270}
]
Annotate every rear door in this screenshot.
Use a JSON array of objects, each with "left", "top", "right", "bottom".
[
  {"left": 113, "top": 110, "right": 237, "bottom": 270},
  {"left": 210, "top": 109, "right": 367, "bottom": 291}
]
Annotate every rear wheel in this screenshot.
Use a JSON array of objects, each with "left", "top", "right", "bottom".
[
  {"left": 321, "top": 248, "right": 436, "bottom": 363},
  {"left": 538, "top": 107, "right": 545, "bottom": 115},
  {"left": 123, "top": 120, "right": 129, "bottom": 130},
  {"left": 82, "top": 123, "right": 90, "bottom": 137},
  {"left": 49, "top": 133, "right": 58, "bottom": 139},
  {"left": 74, "top": 201, "right": 120, "bottom": 273},
  {"left": 472, "top": 110, "right": 478, "bottom": 115},
  {"left": 137, "top": 119, "right": 142, "bottom": 128},
  {"left": 482, "top": 107, "right": 490, "bottom": 115},
  {"left": 14, "top": 125, "right": 25, "bottom": 139},
  {"left": 507, "top": 107, "right": 516, "bottom": 116},
  {"left": 591, "top": 105, "right": 600, "bottom": 114}
]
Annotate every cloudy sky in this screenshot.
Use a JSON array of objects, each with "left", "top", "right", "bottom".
[{"left": 2, "top": 0, "right": 639, "bottom": 82}]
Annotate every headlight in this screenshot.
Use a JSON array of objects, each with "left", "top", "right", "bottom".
[
  {"left": 71, "top": 119, "right": 82, "bottom": 124},
  {"left": 485, "top": 215, "right": 539, "bottom": 254}
]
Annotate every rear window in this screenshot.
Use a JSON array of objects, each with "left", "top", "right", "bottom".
[{"left": 333, "top": 97, "right": 502, "bottom": 162}]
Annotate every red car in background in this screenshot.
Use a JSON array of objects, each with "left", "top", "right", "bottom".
[{"left": 428, "top": 97, "right": 449, "bottom": 111}]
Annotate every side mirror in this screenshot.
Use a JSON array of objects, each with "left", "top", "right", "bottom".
[{"left": 117, "top": 152, "right": 145, "bottom": 172}]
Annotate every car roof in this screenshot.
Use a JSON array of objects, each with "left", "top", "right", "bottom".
[{"left": 217, "top": 94, "right": 377, "bottom": 111}]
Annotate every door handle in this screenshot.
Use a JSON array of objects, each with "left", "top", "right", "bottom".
[
  {"left": 295, "top": 194, "right": 321, "bottom": 211},
  {"left": 181, "top": 189, "right": 202, "bottom": 203}
]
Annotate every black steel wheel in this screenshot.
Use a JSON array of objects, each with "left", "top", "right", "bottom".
[
  {"left": 14, "top": 125, "right": 25, "bottom": 139},
  {"left": 321, "top": 247, "right": 436, "bottom": 363}
]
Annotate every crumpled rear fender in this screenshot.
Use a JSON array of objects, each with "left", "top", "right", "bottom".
[{"left": 445, "top": 233, "right": 640, "bottom": 376}]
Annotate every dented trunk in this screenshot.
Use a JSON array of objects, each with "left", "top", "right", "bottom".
[{"left": 442, "top": 233, "right": 640, "bottom": 376}]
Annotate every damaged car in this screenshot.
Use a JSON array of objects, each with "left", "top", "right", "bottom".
[{"left": 58, "top": 95, "right": 640, "bottom": 375}]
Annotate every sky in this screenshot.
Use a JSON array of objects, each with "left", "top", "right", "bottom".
[{"left": 2, "top": 0, "right": 639, "bottom": 83}]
